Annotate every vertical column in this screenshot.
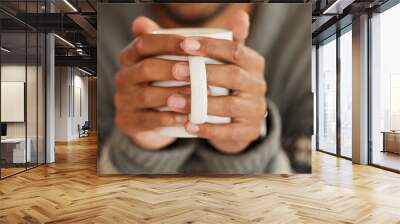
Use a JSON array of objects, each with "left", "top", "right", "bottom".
[
  {"left": 352, "top": 14, "right": 369, "bottom": 164},
  {"left": 336, "top": 29, "right": 341, "bottom": 156},
  {"left": 46, "top": 1, "right": 55, "bottom": 163}
]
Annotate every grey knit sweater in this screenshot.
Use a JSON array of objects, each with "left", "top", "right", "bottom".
[{"left": 97, "top": 3, "right": 312, "bottom": 174}]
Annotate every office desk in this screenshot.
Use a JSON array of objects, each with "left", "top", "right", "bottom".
[
  {"left": 1, "top": 138, "right": 31, "bottom": 164},
  {"left": 382, "top": 131, "right": 400, "bottom": 154}
]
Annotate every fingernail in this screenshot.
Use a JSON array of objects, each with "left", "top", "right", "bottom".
[
  {"left": 186, "top": 123, "right": 199, "bottom": 133},
  {"left": 167, "top": 94, "right": 186, "bottom": 109},
  {"left": 181, "top": 38, "right": 201, "bottom": 51},
  {"left": 173, "top": 63, "right": 189, "bottom": 80},
  {"left": 175, "top": 115, "right": 188, "bottom": 124}
]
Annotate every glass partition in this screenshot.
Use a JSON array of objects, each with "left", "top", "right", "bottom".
[
  {"left": 317, "top": 35, "right": 337, "bottom": 154},
  {"left": 27, "top": 31, "right": 38, "bottom": 169},
  {"left": 38, "top": 32, "right": 45, "bottom": 165},
  {"left": 0, "top": 1, "right": 46, "bottom": 179},
  {"left": 371, "top": 3, "right": 400, "bottom": 171},
  {"left": 339, "top": 27, "right": 352, "bottom": 158},
  {"left": 1, "top": 30, "right": 28, "bottom": 177}
]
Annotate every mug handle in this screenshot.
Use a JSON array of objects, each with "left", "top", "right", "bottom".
[{"left": 188, "top": 56, "right": 208, "bottom": 124}]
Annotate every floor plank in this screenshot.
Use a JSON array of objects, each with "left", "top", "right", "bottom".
[{"left": 0, "top": 135, "right": 399, "bottom": 224}]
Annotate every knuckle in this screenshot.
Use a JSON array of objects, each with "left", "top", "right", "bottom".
[
  {"left": 140, "top": 88, "right": 152, "bottom": 106},
  {"left": 230, "top": 64, "right": 242, "bottom": 75},
  {"left": 226, "top": 97, "right": 239, "bottom": 116},
  {"left": 159, "top": 113, "right": 173, "bottom": 126},
  {"left": 228, "top": 66, "right": 244, "bottom": 89},
  {"left": 139, "top": 59, "right": 152, "bottom": 79},
  {"left": 135, "top": 88, "right": 149, "bottom": 105},
  {"left": 259, "top": 80, "right": 267, "bottom": 95},
  {"left": 230, "top": 42, "right": 242, "bottom": 61},
  {"left": 134, "top": 36, "right": 145, "bottom": 54},
  {"left": 119, "top": 50, "right": 128, "bottom": 66},
  {"left": 142, "top": 113, "right": 155, "bottom": 129},
  {"left": 119, "top": 41, "right": 138, "bottom": 66},
  {"left": 256, "top": 99, "right": 267, "bottom": 118},
  {"left": 201, "top": 127, "right": 214, "bottom": 139},
  {"left": 258, "top": 55, "right": 265, "bottom": 67},
  {"left": 263, "top": 80, "right": 268, "bottom": 93}
]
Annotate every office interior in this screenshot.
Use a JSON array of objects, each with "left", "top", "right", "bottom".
[
  {"left": 0, "top": 0, "right": 97, "bottom": 179},
  {"left": 0, "top": 0, "right": 399, "bottom": 222},
  {"left": 312, "top": 0, "right": 400, "bottom": 172}
]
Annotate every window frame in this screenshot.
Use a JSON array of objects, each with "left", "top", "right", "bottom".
[
  {"left": 315, "top": 23, "right": 353, "bottom": 160},
  {"left": 367, "top": 0, "right": 400, "bottom": 173}
]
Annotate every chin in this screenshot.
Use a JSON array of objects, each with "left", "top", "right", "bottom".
[{"left": 165, "top": 3, "right": 223, "bottom": 21}]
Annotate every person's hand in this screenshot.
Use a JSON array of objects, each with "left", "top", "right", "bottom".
[
  {"left": 176, "top": 11, "right": 267, "bottom": 154},
  {"left": 115, "top": 17, "right": 192, "bottom": 150},
  {"left": 116, "top": 11, "right": 266, "bottom": 153}
]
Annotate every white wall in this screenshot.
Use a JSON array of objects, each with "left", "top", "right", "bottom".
[
  {"left": 54, "top": 67, "right": 89, "bottom": 141},
  {"left": 1, "top": 65, "right": 41, "bottom": 138},
  {"left": 1, "top": 64, "right": 46, "bottom": 164},
  {"left": 55, "top": 67, "right": 69, "bottom": 141}
]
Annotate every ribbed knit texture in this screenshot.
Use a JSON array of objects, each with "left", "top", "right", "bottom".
[
  {"left": 100, "top": 101, "right": 291, "bottom": 174},
  {"left": 194, "top": 101, "right": 284, "bottom": 174},
  {"left": 106, "top": 132, "right": 196, "bottom": 174}
]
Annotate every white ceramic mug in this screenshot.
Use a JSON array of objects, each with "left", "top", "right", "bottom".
[{"left": 151, "top": 28, "right": 232, "bottom": 137}]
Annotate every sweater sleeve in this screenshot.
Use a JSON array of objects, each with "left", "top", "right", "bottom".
[
  {"left": 195, "top": 100, "right": 291, "bottom": 174},
  {"left": 98, "top": 128, "right": 196, "bottom": 174}
]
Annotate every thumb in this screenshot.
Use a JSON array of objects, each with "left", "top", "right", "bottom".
[
  {"left": 227, "top": 10, "right": 250, "bottom": 44},
  {"left": 131, "top": 16, "right": 160, "bottom": 35}
]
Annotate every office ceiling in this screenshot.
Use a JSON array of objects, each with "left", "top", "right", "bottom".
[{"left": 1, "top": 32, "right": 45, "bottom": 64}]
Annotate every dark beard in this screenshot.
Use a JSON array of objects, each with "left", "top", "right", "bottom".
[{"left": 160, "top": 4, "right": 227, "bottom": 27}]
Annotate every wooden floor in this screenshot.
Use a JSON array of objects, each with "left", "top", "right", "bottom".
[
  {"left": 1, "top": 135, "right": 400, "bottom": 224},
  {"left": 372, "top": 150, "right": 400, "bottom": 171},
  {"left": 1, "top": 167, "right": 26, "bottom": 178}
]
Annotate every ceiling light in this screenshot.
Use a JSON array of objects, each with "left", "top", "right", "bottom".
[
  {"left": 323, "top": 0, "right": 355, "bottom": 15},
  {"left": 54, "top": 34, "right": 75, "bottom": 48},
  {"left": 63, "top": 0, "right": 78, "bottom": 12},
  {"left": 78, "top": 67, "right": 93, "bottom": 76},
  {"left": 1, "top": 47, "right": 11, "bottom": 53}
]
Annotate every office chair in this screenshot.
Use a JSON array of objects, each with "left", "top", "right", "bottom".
[{"left": 79, "top": 121, "right": 90, "bottom": 138}]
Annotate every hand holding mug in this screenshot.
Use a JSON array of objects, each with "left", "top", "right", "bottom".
[
  {"left": 115, "top": 12, "right": 267, "bottom": 153},
  {"left": 174, "top": 11, "right": 267, "bottom": 154},
  {"left": 115, "top": 17, "right": 189, "bottom": 150}
]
